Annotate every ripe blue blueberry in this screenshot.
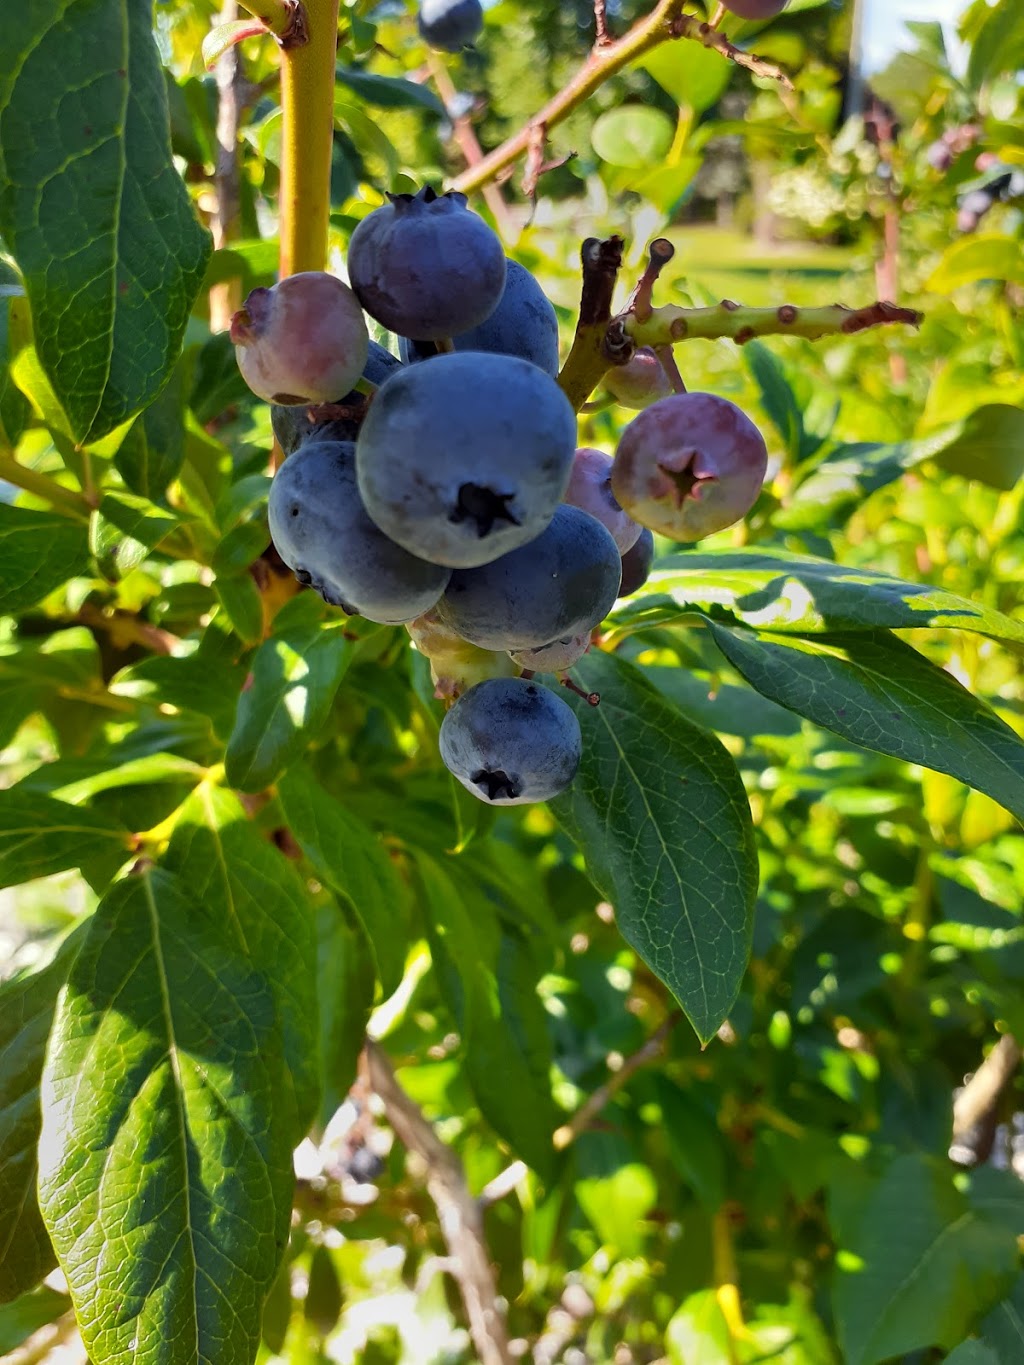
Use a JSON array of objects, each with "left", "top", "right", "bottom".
[
  {"left": 439, "top": 677, "right": 582, "bottom": 805},
  {"left": 356, "top": 352, "right": 577, "bottom": 568},
  {"left": 271, "top": 341, "right": 402, "bottom": 455},
  {"left": 348, "top": 187, "right": 505, "bottom": 340},
  {"left": 400, "top": 260, "right": 560, "bottom": 376},
  {"left": 618, "top": 527, "right": 655, "bottom": 597},
  {"left": 437, "top": 505, "right": 622, "bottom": 652},
  {"left": 268, "top": 440, "right": 450, "bottom": 624},
  {"left": 418, "top": 0, "right": 484, "bottom": 51}
]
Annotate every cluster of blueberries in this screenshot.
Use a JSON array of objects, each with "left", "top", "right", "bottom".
[{"left": 231, "top": 188, "right": 767, "bottom": 806}]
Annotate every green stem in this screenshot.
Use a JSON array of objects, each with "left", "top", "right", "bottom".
[
  {"left": 629, "top": 299, "right": 924, "bottom": 349},
  {"left": 278, "top": 0, "right": 338, "bottom": 276},
  {"left": 0, "top": 451, "right": 91, "bottom": 520},
  {"left": 239, "top": 0, "right": 306, "bottom": 42}
]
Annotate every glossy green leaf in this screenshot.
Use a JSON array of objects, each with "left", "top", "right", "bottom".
[
  {"left": 833, "top": 1154, "right": 1019, "bottom": 1364},
  {"left": 592, "top": 105, "right": 674, "bottom": 168},
  {"left": 37, "top": 869, "right": 293, "bottom": 1365},
  {"left": 0, "top": 790, "right": 131, "bottom": 890},
  {"left": 744, "top": 340, "right": 805, "bottom": 460},
  {"left": 0, "top": 506, "right": 90, "bottom": 615},
  {"left": 111, "top": 627, "right": 248, "bottom": 739},
  {"left": 91, "top": 491, "right": 181, "bottom": 578},
  {"left": 945, "top": 1343, "right": 1001, "bottom": 1365},
  {"left": 316, "top": 899, "right": 375, "bottom": 1131},
  {"left": 639, "top": 40, "right": 731, "bottom": 115},
  {"left": 0, "top": 933, "right": 81, "bottom": 1304},
  {"left": 0, "top": 627, "right": 105, "bottom": 750},
  {"left": 980, "top": 1271, "right": 1024, "bottom": 1361},
  {"left": 666, "top": 1289, "right": 734, "bottom": 1365},
  {"left": 967, "top": 0, "right": 1024, "bottom": 90},
  {"left": 226, "top": 612, "right": 354, "bottom": 793},
  {"left": 215, "top": 571, "right": 264, "bottom": 645},
  {"left": 163, "top": 784, "right": 320, "bottom": 1134},
  {"left": 0, "top": 0, "right": 211, "bottom": 444},
  {"left": 574, "top": 1131, "right": 657, "bottom": 1255},
  {"left": 550, "top": 651, "right": 757, "bottom": 1045},
  {"left": 278, "top": 766, "right": 406, "bottom": 998},
  {"left": 0, "top": 277, "right": 29, "bottom": 450},
  {"left": 615, "top": 548, "right": 1024, "bottom": 648},
  {"left": 707, "top": 624, "right": 1024, "bottom": 824},
  {"left": 416, "top": 853, "right": 557, "bottom": 1175}
]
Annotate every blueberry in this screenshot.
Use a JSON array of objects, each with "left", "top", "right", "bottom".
[
  {"left": 437, "top": 505, "right": 622, "bottom": 652},
  {"left": 230, "top": 271, "right": 369, "bottom": 405},
  {"left": 400, "top": 260, "right": 560, "bottom": 376},
  {"left": 348, "top": 187, "right": 506, "bottom": 341},
  {"left": 271, "top": 341, "right": 402, "bottom": 455},
  {"left": 417, "top": 0, "right": 484, "bottom": 52},
  {"left": 563, "top": 447, "right": 641, "bottom": 553},
  {"left": 617, "top": 527, "right": 655, "bottom": 597},
  {"left": 612, "top": 393, "right": 767, "bottom": 541},
  {"left": 268, "top": 440, "right": 450, "bottom": 624},
  {"left": 439, "top": 677, "right": 582, "bottom": 806},
  {"left": 603, "top": 347, "right": 673, "bottom": 410},
  {"left": 356, "top": 352, "right": 577, "bottom": 568}
]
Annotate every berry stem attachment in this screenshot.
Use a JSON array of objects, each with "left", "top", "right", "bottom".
[
  {"left": 278, "top": 0, "right": 338, "bottom": 276},
  {"left": 239, "top": 0, "right": 307, "bottom": 45}
]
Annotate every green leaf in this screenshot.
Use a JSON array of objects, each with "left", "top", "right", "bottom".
[
  {"left": 335, "top": 66, "right": 444, "bottom": 115},
  {"left": 0, "top": 627, "right": 105, "bottom": 750},
  {"left": 163, "top": 784, "right": 320, "bottom": 1134},
  {"left": 615, "top": 548, "right": 1024, "bottom": 649},
  {"left": 945, "top": 1343, "right": 1001, "bottom": 1365},
  {"left": 653, "top": 1076, "right": 726, "bottom": 1211},
  {"left": 316, "top": 899, "right": 376, "bottom": 1131},
  {"left": 550, "top": 651, "right": 757, "bottom": 1045},
  {"left": 967, "top": 0, "right": 1024, "bottom": 90},
  {"left": 666, "top": 1288, "right": 734, "bottom": 1365},
  {"left": 980, "top": 1271, "right": 1024, "bottom": 1361},
  {"left": 0, "top": 1285, "right": 71, "bottom": 1354},
  {"left": 930, "top": 405, "right": 1024, "bottom": 492},
  {"left": 416, "top": 853, "right": 557, "bottom": 1175},
  {"left": 114, "top": 368, "right": 187, "bottom": 499},
  {"left": 215, "top": 571, "right": 264, "bottom": 644},
  {"left": 707, "top": 624, "right": 1024, "bottom": 825},
  {"left": 278, "top": 766, "right": 406, "bottom": 998},
  {"left": 744, "top": 340, "right": 805, "bottom": 460},
  {"left": 37, "top": 869, "right": 294, "bottom": 1365},
  {"left": 592, "top": 106, "right": 675, "bottom": 168},
  {"left": 0, "top": 933, "right": 81, "bottom": 1304},
  {"left": 832, "top": 1154, "right": 1019, "bottom": 1365},
  {"left": 0, "top": 790, "right": 131, "bottom": 890},
  {"left": 0, "top": 281, "right": 29, "bottom": 450},
  {"left": 111, "top": 625, "right": 248, "bottom": 738},
  {"left": 91, "top": 491, "right": 181, "bottom": 578},
  {"left": 574, "top": 1131, "right": 657, "bottom": 1255},
  {"left": 0, "top": 0, "right": 211, "bottom": 445},
  {"left": 225, "top": 615, "right": 355, "bottom": 793},
  {"left": 926, "top": 235, "right": 1024, "bottom": 292},
  {"left": 0, "top": 506, "right": 90, "bottom": 614},
  {"left": 638, "top": 41, "right": 732, "bottom": 115},
  {"left": 778, "top": 425, "right": 964, "bottom": 531}
]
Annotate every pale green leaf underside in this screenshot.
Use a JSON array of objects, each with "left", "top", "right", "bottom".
[
  {"left": 551, "top": 650, "right": 757, "bottom": 1044},
  {"left": 37, "top": 869, "right": 293, "bottom": 1365}
]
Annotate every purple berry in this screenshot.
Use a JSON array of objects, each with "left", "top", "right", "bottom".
[
  {"left": 617, "top": 528, "right": 655, "bottom": 598},
  {"left": 231, "top": 272, "right": 369, "bottom": 405},
  {"left": 418, "top": 0, "right": 483, "bottom": 52},
  {"left": 271, "top": 341, "right": 402, "bottom": 455},
  {"left": 603, "top": 347, "right": 673, "bottom": 410},
  {"left": 510, "top": 634, "right": 590, "bottom": 672},
  {"left": 563, "top": 448, "right": 641, "bottom": 554},
  {"left": 347, "top": 187, "right": 506, "bottom": 341},
  {"left": 612, "top": 393, "right": 767, "bottom": 541}
]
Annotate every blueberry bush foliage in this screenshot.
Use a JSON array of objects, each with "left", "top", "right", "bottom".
[{"left": 2, "top": 1, "right": 1024, "bottom": 1362}]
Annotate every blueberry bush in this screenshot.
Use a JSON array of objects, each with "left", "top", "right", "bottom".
[{"left": 1, "top": 1, "right": 1023, "bottom": 1362}]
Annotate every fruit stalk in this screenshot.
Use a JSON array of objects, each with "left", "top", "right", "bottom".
[{"left": 279, "top": 0, "right": 338, "bottom": 276}]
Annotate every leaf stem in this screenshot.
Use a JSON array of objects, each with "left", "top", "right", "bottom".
[
  {"left": 0, "top": 452, "right": 91, "bottom": 520},
  {"left": 278, "top": 0, "right": 338, "bottom": 276}
]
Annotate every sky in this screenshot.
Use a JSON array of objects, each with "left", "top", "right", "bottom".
[{"left": 862, "top": 0, "right": 966, "bottom": 73}]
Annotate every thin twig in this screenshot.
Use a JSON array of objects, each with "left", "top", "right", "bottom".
[
  {"left": 427, "top": 55, "right": 516, "bottom": 240},
  {"left": 594, "top": 0, "right": 612, "bottom": 47},
  {"left": 366, "top": 1041, "right": 514, "bottom": 1365},
  {"left": 629, "top": 298, "right": 924, "bottom": 348},
  {"left": 450, "top": 0, "right": 790, "bottom": 198},
  {"left": 952, "top": 1034, "right": 1022, "bottom": 1163},
  {"left": 210, "top": 0, "right": 246, "bottom": 333},
  {"left": 557, "top": 235, "right": 624, "bottom": 411},
  {"left": 0, "top": 452, "right": 92, "bottom": 519},
  {"left": 76, "top": 603, "right": 181, "bottom": 656},
  {"left": 553, "top": 1012, "right": 682, "bottom": 1149}
]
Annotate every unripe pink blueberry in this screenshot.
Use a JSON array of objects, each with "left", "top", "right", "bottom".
[
  {"left": 510, "top": 634, "right": 590, "bottom": 673},
  {"left": 603, "top": 347, "right": 673, "bottom": 410},
  {"left": 231, "top": 272, "right": 369, "bottom": 405},
  {"left": 563, "top": 448, "right": 641, "bottom": 554},
  {"left": 612, "top": 393, "right": 767, "bottom": 542}
]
